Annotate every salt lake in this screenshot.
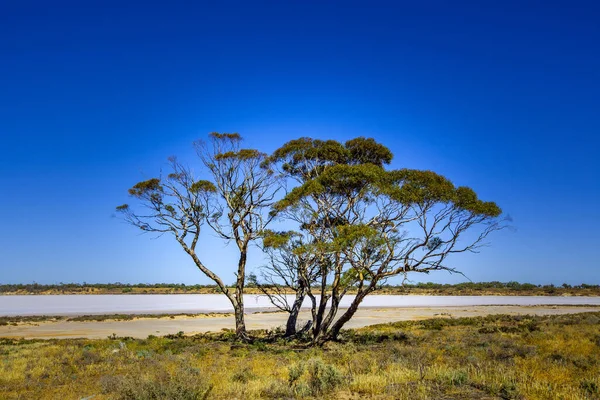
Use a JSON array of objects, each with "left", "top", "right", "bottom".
[{"left": 1, "top": 294, "right": 599, "bottom": 316}]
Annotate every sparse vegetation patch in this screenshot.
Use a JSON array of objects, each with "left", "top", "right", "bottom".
[{"left": 1, "top": 312, "right": 599, "bottom": 399}]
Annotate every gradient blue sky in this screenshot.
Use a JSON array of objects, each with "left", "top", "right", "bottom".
[{"left": 1, "top": 1, "right": 598, "bottom": 285}]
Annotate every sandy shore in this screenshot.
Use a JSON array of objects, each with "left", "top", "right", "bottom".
[{"left": 1, "top": 305, "right": 597, "bottom": 339}]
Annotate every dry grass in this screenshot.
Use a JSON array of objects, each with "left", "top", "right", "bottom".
[{"left": 1, "top": 312, "right": 599, "bottom": 399}]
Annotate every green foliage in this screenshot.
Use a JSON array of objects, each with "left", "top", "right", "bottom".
[
  {"left": 455, "top": 186, "right": 502, "bottom": 216},
  {"left": 581, "top": 379, "right": 598, "bottom": 396},
  {"left": 214, "top": 148, "right": 263, "bottom": 161},
  {"left": 269, "top": 137, "right": 348, "bottom": 175},
  {"left": 332, "top": 224, "right": 380, "bottom": 248},
  {"left": 316, "top": 163, "right": 387, "bottom": 195},
  {"left": 271, "top": 138, "right": 501, "bottom": 217},
  {"left": 167, "top": 172, "right": 185, "bottom": 180},
  {"left": 270, "top": 136, "right": 394, "bottom": 175},
  {"left": 231, "top": 367, "right": 257, "bottom": 383},
  {"left": 209, "top": 132, "right": 241, "bottom": 141},
  {"left": 261, "top": 230, "right": 298, "bottom": 249},
  {"left": 116, "top": 204, "right": 129, "bottom": 211},
  {"left": 306, "top": 358, "right": 344, "bottom": 395},
  {"left": 437, "top": 369, "right": 469, "bottom": 386},
  {"left": 190, "top": 180, "right": 216, "bottom": 193},
  {"left": 345, "top": 137, "right": 393, "bottom": 166},
  {"left": 386, "top": 168, "right": 456, "bottom": 203},
  {"left": 127, "top": 178, "right": 162, "bottom": 197},
  {"left": 426, "top": 237, "right": 443, "bottom": 251},
  {"left": 287, "top": 362, "right": 304, "bottom": 386}
]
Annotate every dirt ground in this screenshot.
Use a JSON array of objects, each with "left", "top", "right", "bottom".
[{"left": 1, "top": 305, "right": 597, "bottom": 339}]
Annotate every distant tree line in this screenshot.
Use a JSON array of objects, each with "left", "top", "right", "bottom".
[
  {"left": 0, "top": 282, "right": 217, "bottom": 293},
  {"left": 3, "top": 281, "right": 598, "bottom": 294},
  {"left": 383, "top": 281, "right": 600, "bottom": 290}
]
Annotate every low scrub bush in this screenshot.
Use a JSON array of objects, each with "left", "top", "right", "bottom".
[
  {"left": 100, "top": 366, "right": 212, "bottom": 400},
  {"left": 287, "top": 358, "right": 344, "bottom": 396}
]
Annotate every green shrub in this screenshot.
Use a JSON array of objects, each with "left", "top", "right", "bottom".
[
  {"left": 286, "top": 358, "right": 344, "bottom": 396},
  {"left": 260, "top": 380, "right": 294, "bottom": 399},
  {"left": 288, "top": 362, "right": 304, "bottom": 386},
  {"left": 437, "top": 369, "right": 468, "bottom": 386},
  {"left": 100, "top": 366, "right": 212, "bottom": 400},
  {"left": 231, "top": 367, "right": 256, "bottom": 383},
  {"left": 499, "top": 381, "right": 521, "bottom": 399},
  {"left": 306, "top": 358, "right": 344, "bottom": 395},
  {"left": 581, "top": 379, "right": 598, "bottom": 396}
]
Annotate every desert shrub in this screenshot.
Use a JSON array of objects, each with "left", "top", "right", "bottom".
[
  {"left": 77, "top": 349, "right": 101, "bottom": 365},
  {"left": 487, "top": 338, "right": 536, "bottom": 362},
  {"left": 288, "top": 362, "right": 304, "bottom": 386},
  {"left": 231, "top": 367, "right": 257, "bottom": 383},
  {"left": 499, "top": 381, "right": 522, "bottom": 399},
  {"left": 135, "top": 349, "right": 153, "bottom": 359},
  {"left": 479, "top": 323, "right": 539, "bottom": 335},
  {"left": 100, "top": 366, "right": 212, "bottom": 400},
  {"left": 164, "top": 331, "right": 185, "bottom": 339},
  {"left": 250, "top": 340, "right": 268, "bottom": 351},
  {"left": 347, "top": 330, "right": 410, "bottom": 344},
  {"left": 419, "top": 318, "right": 449, "bottom": 330},
  {"left": 306, "top": 358, "right": 344, "bottom": 395},
  {"left": 260, "top": 380, "right": 294, "bottom": 399},
  {"left": 580, "top": 379, "right": 598, "bottom": 396},
  {"left": 437, "top": 369, "right": 468, "bottom": 386},
  {"left": 286, "top": 358, "right": 343, "bottom": 396},
  {"left": 572, "top": 356, "right": 597, "bottom": 370}
]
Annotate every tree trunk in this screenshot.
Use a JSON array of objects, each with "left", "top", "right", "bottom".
[
  {"left": 311, "top": 294, "right": 341, "bottom": 345},
  {"left": 321, "top": 290, "right": 369, "bottom": 343},
  {"left": 320, "top": 293, "right": 340, "bottom": 334},
  {"left": 233, "top": 302, "right": 250, "bottom": 342},
  {"left": 183, "top": 243, "right": 249, "bottom": 341},
  {"left": 307, "top": 291, "right": 318, "bottom": 337},
  {"left": 233, "top": 243, "right": 250, "bottom": 342},
  {"left": 285, "top": 289, "right": 306, "bottom": 337},
  {"left": 312, "top": 294, "right": 329, "bottom": 339}
]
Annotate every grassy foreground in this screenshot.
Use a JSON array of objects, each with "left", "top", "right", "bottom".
[{"left": 1, "top": 313, "right": 599, "bottom": 399}]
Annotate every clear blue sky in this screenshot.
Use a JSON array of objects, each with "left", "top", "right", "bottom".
[{"left": 1, "top": 1, "right": 598, "bottom": 285}]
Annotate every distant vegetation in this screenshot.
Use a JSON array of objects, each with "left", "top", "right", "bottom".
[
  {"left": 2, "top": 312, "right": 599, "bottom": 399},
  {"left": 1, "top": 281, "right": 599, "bottom": 296}
]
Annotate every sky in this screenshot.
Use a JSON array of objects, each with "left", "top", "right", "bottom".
[{"left": 0, "top": 0, "right": 598, "bottom": 285}]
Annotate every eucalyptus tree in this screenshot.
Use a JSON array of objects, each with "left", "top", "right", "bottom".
[
  {"left": 266, "top": 137, "right": 503, "bottom": 344},
  {"left": 116, "top": 133, "right": 278, "bottom": 341}
]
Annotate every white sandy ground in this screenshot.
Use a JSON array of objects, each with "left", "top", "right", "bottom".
[{"left": 1, "top": 305, "right": 597, "bottom": 339}]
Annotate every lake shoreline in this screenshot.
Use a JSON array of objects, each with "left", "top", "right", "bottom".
[{"left": 2, "top": 305, "right": 599, "bottom": 339}]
